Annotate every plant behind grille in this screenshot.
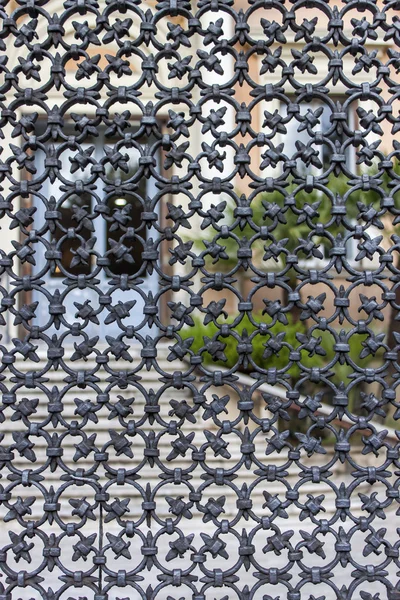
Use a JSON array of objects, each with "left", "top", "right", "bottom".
[{"left": 0, "top": 0, "right": 399, "bottom": 599}]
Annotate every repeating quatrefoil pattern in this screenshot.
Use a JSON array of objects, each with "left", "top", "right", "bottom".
[{"left": 0, "top": 0, "right": 400, "bottom": 599}]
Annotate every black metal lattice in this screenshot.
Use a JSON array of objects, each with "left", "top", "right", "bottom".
[{"left": 0, "top": 0, "right": 400, "bottom": 598}]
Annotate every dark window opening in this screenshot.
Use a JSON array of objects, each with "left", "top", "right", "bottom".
[{"left": 52, "top": 192, "right": 93, "bottom": 277}]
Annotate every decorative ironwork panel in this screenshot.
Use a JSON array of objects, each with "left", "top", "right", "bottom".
[{"left": 0, "top": 0, "right": 400, "bottom": 598}]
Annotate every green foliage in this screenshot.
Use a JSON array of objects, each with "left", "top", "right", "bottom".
[
  {"left": 190, "top": 170, "right": 400, "bottom": 272},
  {"left": 182, "top": 313, "right": 306, "bottom": 377},
  {"left": 181, "top": 313, "right": 381, "bottom": 387},
  {"left": 184, "top": 165, "right": 396, "bottom": 419}
]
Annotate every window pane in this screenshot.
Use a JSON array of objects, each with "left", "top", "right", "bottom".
[
  {"left": 105, "top": 144, "right": 149, "bottom": 277},
  {"left": 50, "top": 146, "right": 93, "bottom": 278},
  {"left": 106, "top": 194, "right": 147, "bottom": 277},
  {"left": 52, "top": 191, "right": 93, "bottom": 277}
]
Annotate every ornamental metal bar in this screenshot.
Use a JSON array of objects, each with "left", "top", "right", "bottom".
[{"left": 0, "top": 0, "right": 399, "bottom": 599}]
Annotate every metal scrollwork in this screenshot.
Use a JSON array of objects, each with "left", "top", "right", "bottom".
[{"left": 0, "top": 0, "right": 399, "bottom": 598}]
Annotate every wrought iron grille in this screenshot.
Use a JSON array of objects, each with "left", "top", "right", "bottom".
[{"left": 0, "top": 0, "right": 400, "bottom": 598}]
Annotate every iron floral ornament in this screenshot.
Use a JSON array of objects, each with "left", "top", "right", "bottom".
[{"left": 0, "top": 0, "right": 399, "bottom": 598}]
